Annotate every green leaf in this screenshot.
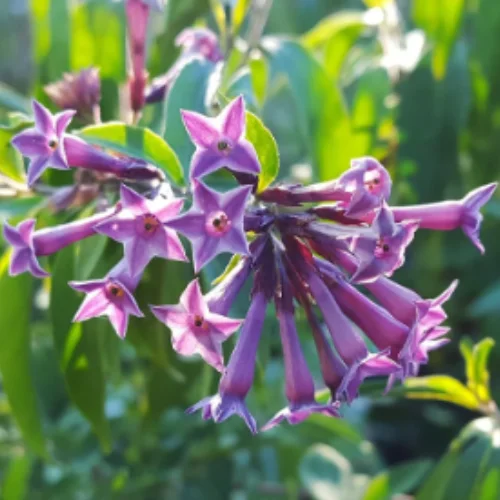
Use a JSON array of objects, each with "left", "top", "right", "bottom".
[
  {"left": 0, "top": 251, "right": 46, "bottom": 457},
  {"left": 460, "top": 337, "right": 495, "bottom": 404},
  {"left": 211, "top": 254, "right": 241, "bottom": 286},
  {"left": 246, "top": 111, "right": 280, "bottom": 192},
  {"left": 363, "top": 459, "right": 433, "bottom": 500},
  {"left": 2, "top": 454, "right": 33, "bottom": 500},
  {"left": 0, "top": 83, "right": 31, "bottom": 114},
  {"left": 50, "top": 246, "right": 111, "bottom": 451},
  {"left": 0, "top": 118, "right": 32, "bottom": 182},
  {"left": 262, "top": 38, "right": 351, "bottom": 180},
  {"left": 249, "top": 56, "right": 269, "bottom": 108},
  {"left": 469, "top": 280, "right": 500, "bottom": 317},
  {"left": 413, "top": 0, "right": 467, "bottom": 80},
  {"left": 163, "top": 58, "right": 217, "bottom": 178},
  {"left": 79, "top": 122, "right": 184, "bottom": 185}
]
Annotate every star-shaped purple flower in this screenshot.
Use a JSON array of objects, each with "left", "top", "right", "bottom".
[
  {"left": 350, "top": 203, "right": 419, "bottom": 283},
  {"left": 151, "top": 278, "right": 242, "bottom": 372},
  {"left": 70, "top": 270, "right": 144, "bottom": 339},
  {"left": 3, "top": 219, "right": 49, "bottom": 278},
  {"left": 166, "top": 182, "right": 252, "bottom": 272},
  {"left": 336, "top": 156, "right": 392, "bottom": 217},
  {"left": 11, "top": 100, "right": 75, "bottom": 186},
  {"left": 95, "top": 185, "right": 187, "bottom": 277},
  {"left": 181, "top": 96, "right": 261, "bottom": 180}
]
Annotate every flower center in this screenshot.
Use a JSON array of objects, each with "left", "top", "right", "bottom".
[
  {"left": 206, "top": 210, "right": 231, "bottom": 236},
  {"left": 192, "top": 314, "right": 209, "bottom": 330},
  {"left": 217, "top": 140, "right": 230, "bottom": 153},
  {"left": 142, "top": 214, "right": 160, "bottom": 233},
  {"left": 48, "top": 139, "right": 58, "bottom": 150},
  {"left": 106, "top": 282, "right": 124, "bottom": 299}
]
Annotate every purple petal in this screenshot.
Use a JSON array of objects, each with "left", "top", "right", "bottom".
[
  {"left": 94, "top": 215, "right": 137, "bottom": 242},
  {"left": 196, "top": 335, "right": 225, "bottom": 372},
  {"left": 180, "top": 279, "right": 207, "bottom": 315},
  {"left": 373, "top": 204, "right": 395, "bottom": 234},
  {"left": 181, "top": 110, "right": 219, "bottom": 148},
  {"left": 165, "top": 211, "right": 206, "bottom": 239},
  {"left": 124, "top": 237, "right": 153, "bottom": 277},
  {"left": 118, "top": 281, "right": 144, "bottom": 317},
  {"left": 226, "top": 141, "right": 261, "bottom": 175},
  {"left": 221, "top": 228, "right": 250, "bottom": 256},
  {"left": 151, "top": 227, "right": 188, "bottom": 262},
  {"left": 192, "top": 181, "right": 222, "bottom": 213},
  {"left": 154, "top": 197, "right": 184, "bottom": 223},
  {"left": 107, "top": 304, "right": 129, "bottom": 339},
  {"left": 207, "top": 313, "right": 242, "bottom": 338},
  {"left": 172, "top": 329, "right": 199, "bottom": 356},
  {"left": 54, "top": 110, "right": 76, "bottom": 137},
  {"left": 32, "top": 100, "right": 55, "bottom": 136},
  {"left": 150, "top": 304, "right": 189, "bottom": 328},
  {"left": 27, "top": 156, "right": 50, "bottom": 187},
  {"left": 9, "top": 249, "right": 31, "bottom": 276},
  {"left": 28, "top": 255, "right": 50, "bottom": 278},
  {"left": 73, "top": 289, "right": 109, "bottom": 322},
  {"left": 11, "top": 130, "right": 49, "bottom": 157},
  {"left": 3, "top": 221, "right": 28, "bottom": 247},
  {"left": 221, "top": 184, "right": 252, "bottom": 221},
  {"left": 220, "top": 95, "right": 245, "bottom": 142},
  {"left": 119, "top": 185, "right": 148, "bottom": 214},
  {"left": 69, "top": 279, "right": 107, "bottom": 293},
  {"left": 192, "top": 235, "right": 220, "bottom": 272},
  {"left": 49, "top": 147, "right": 70, "bottom": 170},
  {"left": 189, "top": 148, "right": 225, "bottom": 179}
]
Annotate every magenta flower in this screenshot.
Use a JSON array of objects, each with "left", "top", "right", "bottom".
[
  {"left": 11, "top": 100, "right": 75, "bottom": 186},
  {"left": 166, "top": 182, "right": 252, "bottom": 272},
  {"left": 391, "top": 183, "right": 498, "bottom": 253},
  {"left": 336, "top": 157, "right": 392, "bottom": 217},
  {"left": 70, "top": 262, "right": 143, "bottom": 338},
  {"left": 95, "top": 185, "right": 187, "bottom": 277},
  {"left": 3, "top": 209, "right": 115, "bottom": 278},
  {"left": 151, "top": 278, "right": 242, "bottom": 372},
  {"left": 181, "top": 96, "right": 261, "bottom": 180},
  {"left": 351, "top": 203, "right": 419, "bottom": 283}
]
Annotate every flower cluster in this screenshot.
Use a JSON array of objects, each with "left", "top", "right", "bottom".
[{"left": 5, "top": 90, "right": 497, "bottom": 433}]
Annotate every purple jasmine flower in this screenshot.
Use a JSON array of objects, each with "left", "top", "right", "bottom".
[
  {"left": 70, "top": 261, "right": 143, "bottom": 338},
  {"left": 166, "top": 182, "right": 252, "bottom": 272},
  {"left": 305, "top": 268, "right": 399, "bottom": 402},
  {"left": 391, "top": 183, "right": 498, "bottom": 253},
  {"left": 186, "top": 290, "right": 268, "bottom": 433},
  {"left": 336, "top": 157, "right": 392, "bottom": 217},
  {"left": 366, "top": 276, "right": 458, "bottom": 329},
  {"left": 350, "top": 203, "right": 419, "bottom": 283},
  {"left": 181, "top": 96, "right": 261, "bottom": 180},
  {"left": 44, "top": 67, "right": 101, "bottom": 123},
  {"left": 3, "top": 208, "right": 116, "bottom": 278},
  {"left": 262, "top": 266, "right": 340, "bottom": 431},
  {"left": 11, "top": 100, "right": 75, "bottom": 186},
  {"left": 95, "top": 185, "right": 187, "bottom": 277},
  {"left": 151, "top": 278, "right": 242, "bottom": 372}
]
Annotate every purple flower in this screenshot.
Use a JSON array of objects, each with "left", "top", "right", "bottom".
[
  {"left": 95, "top": 185, "right": 187, "bottom": 277},
  {"left": 336, "top": 157, "right": 392, "bottom": 217},
  {"left": 306, "top": 269, "right": 399, "bottom": 402},
  {"left": 391, "top": 183, "right": 498, "bottom": 253},
  {"left": 366, "top": 276, "right": 458, "bottom": 329},
  {"left": 181, "top": 96, "right": 261, "bottom": 180},
  {"left": 70, "top": 262, "right": 143, "bottom": 338},
  {"left": 350, "top": 203, "right": 419, "bottom": 283},
  {"left": 166, "top": 182, "right": 252, "bottom": 272},
  {"left": 262, "top": 266, "right": 340, "bottom": 431},
  {"left": 187, "top": 290, "right": 269, "bottom": 433},
  {"left": 11, "top": 100, "right": 75, "bottom": 186},
  {"left": 151, "top": 278, "right": 242, "bottom": 372},
  {"left": 3, "top": 209, "right": 116, "bottom": 278},
  {"left": 44, "top": 67, "right": 101, "bottom": 123}
]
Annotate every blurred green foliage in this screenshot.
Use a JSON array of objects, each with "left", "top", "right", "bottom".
[{"left": 0, "top": 0, "right": 500, "bottom": 498}]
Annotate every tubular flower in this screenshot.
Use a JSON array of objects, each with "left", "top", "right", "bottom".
[
  {"left": 3, "top": 208, "right": 116, "bottom": 278},
  {"left": 95, "top": 185, "right": 187, "bottom": 277},
  {"left": 390, "top": 183, "right": 498, "bottom": 253},
  {"left": 166, "top": 181, "right": 252, "bottom": 272},
  {"left": 151, "top": 278, "right": 242, "bottom": 372},
  {"left": 182, "top": 96, "right": 261, "bottom": 180},
  {"left": 4, "top": 94, "right": 497, "bottom": 433},
  {"left": 11, "top": 100, "right": 75, "bottom": 186},
  {"left": 70, "top": 261, "right": 143, "bottom": 338}
]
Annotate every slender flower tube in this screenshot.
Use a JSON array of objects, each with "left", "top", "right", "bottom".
[
  {"left": 351, "top": 203, "right": 419, "bottom": 283},
  {"left": 11, "top": 100, "right": 75, "bottom": 186},
  {"left": 181, "top": 96, "right": 261, "bottom": 180},
  {"left": 3, "top": 208, "right": 116, "bottom": 278},
  {"left": 70, "top": 260, "right": 143, "bottom": 338},
  {"left": 166, "top": 181, "right": 252, "bottom": 272},
  {"left": 151, "top": 278, "right": 242, "bottom": 372},
  {"left": 186, "top": 290, "right": 268, "bottom": 433},
  {"left": 95, "top": 185, "right": 187, "bottom": 277},
  {"left": 390, "top": 183, "right": 498, "bottom": 253},
  {"left": 305, "top": 265, "right": 399, "bottom": 402},
  {"left": 262, "top": 264, "right": 340, "bottom": 430}
]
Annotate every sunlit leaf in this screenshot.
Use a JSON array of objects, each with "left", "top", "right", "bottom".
[{"left": 2, "top": 454, "right": 33, "bottom": 500}]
